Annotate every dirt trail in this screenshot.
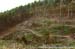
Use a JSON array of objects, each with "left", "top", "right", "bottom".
[{"left": 0, "top": 26, "right": 16, "bottom": 38}]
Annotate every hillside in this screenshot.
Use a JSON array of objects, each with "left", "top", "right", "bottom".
[{"left": 0, "top": 0, "right": 75, "bottom": 49}]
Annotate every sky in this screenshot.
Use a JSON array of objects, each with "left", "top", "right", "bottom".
[{"left": 0, "top": 0, "right": 39, "bottom": 12}]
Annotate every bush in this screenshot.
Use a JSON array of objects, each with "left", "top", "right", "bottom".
[{"left": 50, "top": 25, "right": 73, "bottom": 35}]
